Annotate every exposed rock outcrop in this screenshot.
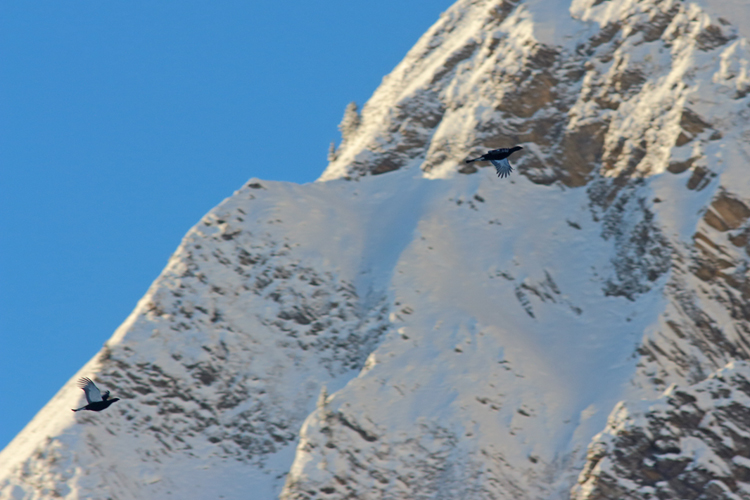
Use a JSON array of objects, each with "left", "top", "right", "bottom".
[{"left": 573, "top": 361, "right": 750, "bottom": 500}]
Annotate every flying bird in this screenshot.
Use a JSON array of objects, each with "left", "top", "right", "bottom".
[
  {"left": 72, "top": 377, "right": 120, "bottom": 412},
  {"left": 465, "top": 146, "right": 523, "bottom": 178}
]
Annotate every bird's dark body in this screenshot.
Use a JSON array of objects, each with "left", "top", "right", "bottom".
[
  {"left": 466, "top": 146, "right": 523, "bottom": 163},
  {"left": 467, "top": 147, "right": 522, "bottom": 162},
  {"left": 75, "top": 399, "right": 120, "bottom": 412},
  {"left": 465, "top": 146, "right": 523, "bottom": 178},
  {"left": 72, "top": 377, "right": 120, "bottom": 412}
]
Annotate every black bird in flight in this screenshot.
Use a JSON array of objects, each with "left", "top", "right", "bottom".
[
  {"left": 466, "top": 146, "right": 523, "bottom": 178},
  {"left": 72, "top": 377, "right": 120, "bottom": 412}
]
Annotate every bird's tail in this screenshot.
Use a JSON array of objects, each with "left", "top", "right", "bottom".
[
  {"left": 465, "top": 158, "right": 479, "bottom": 164},
  {"left": 72, "top": 406, "right": 85, "bottom": 412},
  {"left": 497, "top": 166, "right": 514, "bottom": 178}
]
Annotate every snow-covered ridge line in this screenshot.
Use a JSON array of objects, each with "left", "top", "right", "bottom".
[
  {"left": 323, "top": 0, "right": 748, "bottom": 188},
  {"left": 0, "top": 179, "right": 398, "bottom": 499}
]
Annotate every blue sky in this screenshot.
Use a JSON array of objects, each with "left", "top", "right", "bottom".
[{"left": 0, "top": 0, "right": 454, "bottom": 451}]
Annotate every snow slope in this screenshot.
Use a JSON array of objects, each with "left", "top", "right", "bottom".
[
  {"left": 4, "top": 0, "right": 750, "bottom": 499},
  {"left": 1, "top": 165, "right": 652, "bottom": 499}
]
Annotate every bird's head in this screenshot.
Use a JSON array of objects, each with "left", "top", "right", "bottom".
[
  {"left": 511, "top": 146, "right": 523, "bottom": 153},
  {"left": 110, "top": 398, "right": 121, "bottom": 404}
]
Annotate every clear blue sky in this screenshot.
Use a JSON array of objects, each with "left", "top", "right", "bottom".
[{"left": 0, "top": 1, "right": 454, "bottom": 451}]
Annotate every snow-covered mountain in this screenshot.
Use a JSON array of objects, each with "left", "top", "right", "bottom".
[{"left": 3, "top": 0, "right": 750, "bottom": 498}]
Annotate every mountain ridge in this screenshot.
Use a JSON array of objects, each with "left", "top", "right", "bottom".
[{"left": 4, "top": 0, "right": 750, "bottom": 499}]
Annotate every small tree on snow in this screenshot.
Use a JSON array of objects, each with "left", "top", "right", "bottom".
[
  {"left": 317, "top": 384, "right": 329, "bottom": 411},
  {"left": 338, "top": 101, "right": 360, "bottom": 144}
]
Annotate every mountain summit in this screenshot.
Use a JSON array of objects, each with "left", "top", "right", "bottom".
[{"left": 3, "top": 0, "right": 750, "bottom": 499}]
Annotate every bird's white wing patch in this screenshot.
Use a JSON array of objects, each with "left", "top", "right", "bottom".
[
  {"left": 78, "top": 377, "right": 103, "bottom": 403},
  {"left": 490, "top": 158, "right": 513, "bottom": 178}
]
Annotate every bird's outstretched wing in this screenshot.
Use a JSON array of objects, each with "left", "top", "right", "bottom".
[
  {"left": 490, "top": 158, "right": 513, "bottom": 178},
  {"left": 78, "top": 377, "right": 103, "bottom": 403}
]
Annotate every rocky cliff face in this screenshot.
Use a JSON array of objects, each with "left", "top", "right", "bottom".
[
  {"left": 3, "top": 0, "right": 750, "bottom": 499},
  {"left": 573, "top": 361, "right": 750, "bottom": 500}
]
